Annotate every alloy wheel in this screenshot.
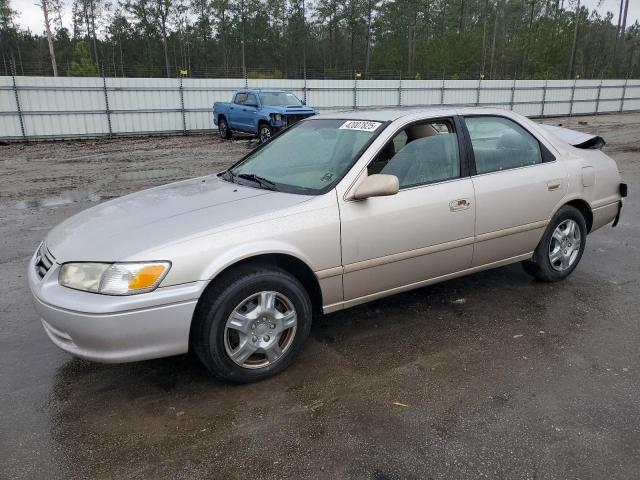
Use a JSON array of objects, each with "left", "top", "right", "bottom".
[
  {"left": 260, "top": 126, "right": 271, "bottom": 143},
  {"left": 548, "top": 219, "right": 581, "bottom": 271},
  {"left": 224, "top": 291, "right": 297, "bottom": 369}
]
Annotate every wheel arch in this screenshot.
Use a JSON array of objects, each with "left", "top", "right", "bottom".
[
  {"left": 564, "top": 198, "right": 593, "bottom": 233},
  {"left": 550, "top": 196, "right": 593, "bottom": 233},
  {"left": 189, "top": 252, "right": 323, "bottom": 348}
]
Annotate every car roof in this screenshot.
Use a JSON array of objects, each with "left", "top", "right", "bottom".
[
  {"left": 237, "top": 89, "right": 292, "bottom": 93},
  {"left": 314, "top": 107, "right": 459, "bottom": 122},
  {"left": 315, "top": 106, "right": 541, "bottom": 122}
]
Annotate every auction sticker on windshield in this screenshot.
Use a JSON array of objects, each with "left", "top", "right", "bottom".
[{"left": 339, "top": 120, "right": 382, "bottom": 132}]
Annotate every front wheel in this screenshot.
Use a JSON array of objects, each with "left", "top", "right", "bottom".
[
  {"left": 522, "top": 205, "right": 587, "bottom": 282},
  {"left": 191, "top": 264, "right": 312, "bottom": 383},
  {"left": 258, "top": 123, "right": 273, "bottom": 143}
]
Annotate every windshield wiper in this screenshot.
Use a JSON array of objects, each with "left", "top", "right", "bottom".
[
  {"left": 236, "top": 173, "right": 278, "bottom": 191},
  {"left": 220, "top": 169, "right": 236, "bottom": 183}
]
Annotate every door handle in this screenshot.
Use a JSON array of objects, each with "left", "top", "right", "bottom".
[
  {"left": 547, "top": 181, "right": 561, "bottom": 191},
  {"left": 449, "top": 198, "right": 471, "bottom": 211}
]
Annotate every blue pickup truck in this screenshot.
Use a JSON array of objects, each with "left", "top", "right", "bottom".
[{"left": 213, "top": 89, "right": 317, "bottom": 142}]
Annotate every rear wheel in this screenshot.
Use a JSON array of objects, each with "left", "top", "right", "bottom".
[
  {"left": 522, "top": 205, "right": 587, "bottom": 282},
  {"left": 218, "top": 117, "right": 232, "bottom": 139},
  {"left": 192, "top": 264, "right": 312, "bottom": 383}
]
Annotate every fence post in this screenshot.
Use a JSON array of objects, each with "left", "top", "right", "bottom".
[
  {"left": 397, "top": 72, "right": 402, "bottom": 107},
  {"left": 620, "top": 76, "right": 628, "bottom": 113},
  {"left": 595, "top": 78, "right": 602, "bottom": 115},
  {"left": 476, "top": 78, "right": 481, "bottom": 106},
  {"left": 102, "top": 69, "right": 113, "bottom": 137},
  {"left": 179, "top": 76, "right": 187, "bottom": 135},
  {"left": 440, "top": 73, "right": 445, "bottom": 105},
  {"left": 11, "top": 63, "right": 26, "bottom": 140},
  {"left": 509, "top": 77, "right": 516, "bottom": 111},
  {"left": 353, "top": 71, "right": 357, "bottom": 109},
  {"left": 541, "top": 75, "right": 548, "bottom": 117},
  {"left": 303, "top": 67, "right": 307, "bottom": 105},
  {"left": 569, "top": 77, "right": 577, "bottom": 117}
]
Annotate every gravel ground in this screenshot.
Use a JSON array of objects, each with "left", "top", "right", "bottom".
[{"left": 1, "top": 113, "right": 639, "bottom": 479}]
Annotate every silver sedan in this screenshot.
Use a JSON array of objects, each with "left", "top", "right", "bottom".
[{"left": 28, "top": 108, "right": 626, "bottom": 382}]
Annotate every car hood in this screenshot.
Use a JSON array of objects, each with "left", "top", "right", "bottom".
[
  {"left": 45, "top": 175, "right": 311, "bottom": 263},
  {"left": 264, "top": 105, "right": 317, "bottom": 115}
]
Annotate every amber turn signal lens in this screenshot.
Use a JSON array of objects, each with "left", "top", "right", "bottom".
[{"left": 128, "top": 265, "right": 167, "bottom": 290}]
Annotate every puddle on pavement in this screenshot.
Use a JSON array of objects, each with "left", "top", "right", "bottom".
[
  {"left": 12, "top": 192, "right": 103, "bottom": 210},
  {"left": 8, "top": 168, "right": 181, "bottom": 211},
  {"left": 118, "top": 169, "right": 180, "bottom": 180}
]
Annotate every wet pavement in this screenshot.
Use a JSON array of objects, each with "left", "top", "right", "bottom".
[{"left": 1, "top": 115, "right": 639, "bottom": 479}]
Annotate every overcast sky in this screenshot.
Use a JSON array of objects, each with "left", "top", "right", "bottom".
[{"left": 9, "top": 0, "right": 640, "bottom": 36}]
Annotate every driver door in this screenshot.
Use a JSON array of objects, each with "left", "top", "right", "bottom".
[
  {"left": 339, "top": 118, "right": 476, "bottom": 303},
  {"left": 238, "top": 93, "right": 259, "bottom": 132}
]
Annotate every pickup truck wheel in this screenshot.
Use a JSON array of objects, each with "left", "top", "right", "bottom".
[
  {"left": 522, "top": 205, "right": 587, "bottom": 282},
  {"left": 218, "top": 118, "right": 232, "bottom": 139},
  {"left": 258, "top": 124, "right": 273, "bottom": 143},
  {"left": 192, "top": 264, "right": 312, "bottom": 383}
]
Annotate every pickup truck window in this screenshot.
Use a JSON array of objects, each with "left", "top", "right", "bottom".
[
  {"left": 227, "top": 119, "right": 383, "bottom": 195},
  {"left": 245, "top": 93, "right": 258, "bottom": 106},
  {"left": 259, "top": 92, "right": 302, "bottom": 107},
  {"left": 234, "top": 93, "right": 247, "bottom": 105}
]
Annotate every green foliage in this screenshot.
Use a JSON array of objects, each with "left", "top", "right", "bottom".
[
  {"left": 247, "top": 68, "right": 284, "bottom": 78},
  {"left": 0, "top": 0, "right": 638, "bottom": 79},
  {"left": 68, "top": 41, "right": 98, "bottom": 76}
]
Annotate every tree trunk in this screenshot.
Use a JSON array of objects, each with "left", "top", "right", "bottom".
[
  {"left": 162, "top": 28, "right": 170, "bottom": 78},
  {"left": 481, "top": 0, "right": 489, "bottom": 74},
  {"left": 89, "top": 0, "right": 100, "bottom": 69},
  {"left": 365, "top": 0, "right": 372, "bottom": 76},
  {"left": 568, "top": 0, "right": 580, "bottom": 78},
  {"left": 489, "top": 0, "right": 500, "bottom": 79},
  {"left": 41, "top": 0, "right": 59, "bottom": 76},
  {"left": 621, "top": 0, "right": 629, "bottom": 43},
  {"left": 521, "top": 0, "right": 535, "bottom": 77}
]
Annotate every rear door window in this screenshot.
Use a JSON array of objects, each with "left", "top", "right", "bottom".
[{"left": 465, "top": 116, "right": 543, "bottom": 174}]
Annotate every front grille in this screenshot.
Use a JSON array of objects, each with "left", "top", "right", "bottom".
[
  {"left": 284, "top": 114, "right": 313, "bottom": 127},
  {"left": 35, "top": 243, "right": 55, "bottom": 279}
]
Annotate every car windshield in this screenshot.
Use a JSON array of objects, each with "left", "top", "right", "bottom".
[
  {"left": 259, "top": 92, "right": 303, "bottom": 107},
  {"left": 226, "top": 119, "right": 384, "bottom": 194}
]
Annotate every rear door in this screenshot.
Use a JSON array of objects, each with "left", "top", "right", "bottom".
[{"left": 463, "top": 115, "right": 567, "bottom": 267}]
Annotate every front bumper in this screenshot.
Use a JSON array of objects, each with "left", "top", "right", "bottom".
[{"left": 28, "top": 250, "right": 207, "bottom": 363}]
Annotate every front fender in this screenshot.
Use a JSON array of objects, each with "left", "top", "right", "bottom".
[{"left": 201, "top": 240, "right": 317, "bottom": 283}]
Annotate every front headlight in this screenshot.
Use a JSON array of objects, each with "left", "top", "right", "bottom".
[
  {"left": 59, "top": 261, "right": 171, "bottom": 295},
  {"left": 273, "top": 114, "right": 282, "bottom": 122}
]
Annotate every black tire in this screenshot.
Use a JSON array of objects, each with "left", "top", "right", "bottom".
[
  {"left": 522, "top": 205, "right": 587, "bottom": 282},
  {"left": 258, "top": 123, "right": 273, "bottom": 143},
  {"left": 191, "top": 263, "right": 312, "bottom": 383},
  {"left": 218, "top": 117, "right": 232, "bottom": 139}
]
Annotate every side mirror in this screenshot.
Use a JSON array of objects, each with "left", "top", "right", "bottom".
[{"left": 353, "top": 174, "right": 399, "bottom": 200}]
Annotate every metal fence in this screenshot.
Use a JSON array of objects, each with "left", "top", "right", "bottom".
[{"left": 1, "top": 76, "right": 639, "bottom": 141}]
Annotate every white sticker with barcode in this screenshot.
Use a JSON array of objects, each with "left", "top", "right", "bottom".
[{"left": 339, "top": 120, "right": 382, "bottom": 132}]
